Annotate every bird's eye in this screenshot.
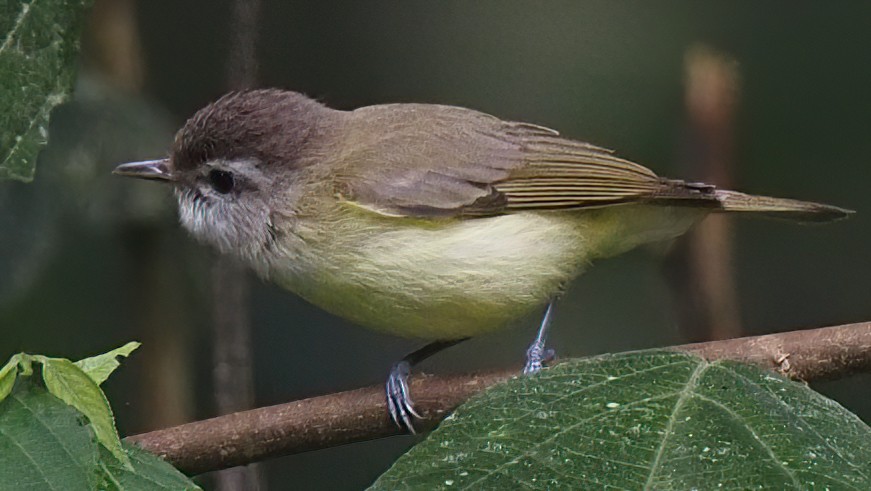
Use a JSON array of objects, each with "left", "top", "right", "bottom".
[{"left": 208, "top": 170, "right": 235, "bottom": 194}]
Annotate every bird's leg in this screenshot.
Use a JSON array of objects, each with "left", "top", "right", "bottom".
[
  {"left": 523, "top": 301, "right": 557, "bottom": 374},
  {"left": 387, "top": 337, "right": 469, "bottom": 434}
]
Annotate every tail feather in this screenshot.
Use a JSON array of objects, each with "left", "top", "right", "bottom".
[
  {"left": 654, "top": 179, "right": 854, "bottom": 223},
  {"left": 712, "top": 189, "right": 853, "bottom": 222}
]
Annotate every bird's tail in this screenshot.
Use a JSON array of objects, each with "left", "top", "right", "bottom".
[
  {"left": 711, "top": 189, "right": 853, "bottom": 222},
  {"left": 655, "top": 179, "right": 854, "bottom": 223}
]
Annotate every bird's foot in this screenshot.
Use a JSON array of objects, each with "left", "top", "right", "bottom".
[
  {"left": 386, "top": 360, "right": 421, "bottom": 434},
  {"left": 523, "top": 301, "right": 557, "bottom": 374},
  {"left": 523, "top": 343, "right": 556, "bottom": 375}
]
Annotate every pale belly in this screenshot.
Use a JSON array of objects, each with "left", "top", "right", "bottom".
[{"left": 267, "top": 205, "right": 703, "bottom": 340}]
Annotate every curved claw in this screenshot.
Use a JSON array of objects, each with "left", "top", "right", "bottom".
[
  {"left": 543, "top": 348, "right": 556, "bottom": 363},
  {"left": 386, "top": 361, "right": 421, "bottom": 434},
  {"left": 523, "top": 345, "right": 556, "bottom": 375}
]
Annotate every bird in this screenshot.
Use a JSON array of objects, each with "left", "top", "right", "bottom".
[{"left": 114, "top": 89, "right": 852, "bottom": 432}]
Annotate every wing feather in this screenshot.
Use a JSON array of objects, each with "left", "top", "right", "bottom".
[{"left": 337, "top": 104, "right": 666, "bottom": 217}]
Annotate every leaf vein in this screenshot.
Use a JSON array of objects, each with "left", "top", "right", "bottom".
[
  {"left": 2, "top": 392, "right": 72, "bottom": 490},
  {"left": 458, "top": 391, "right": 685, "bottom": 490},
  {"left": 13, "top": 389, "right": 97, "bottom": 479},
  {"left": 728, "top": 368, "right": 870, "bottom": 483},
  {"left": 0, "top": 0, "right": 35, "bottom": 55},
  {"left": 1, "top": 87, "right": 62, "bottom": 171},
  {"left": 498, "top": 359, "right": 692, "bottom": 428},
  {"left": 642, "top": 360, "right": 708, "bottom": 490},
  {"left": 694, "top": 393, "right": 805, "bottom": 488},
  {"left": 0, "top": 423, "right": 57, "bottom": 488}
]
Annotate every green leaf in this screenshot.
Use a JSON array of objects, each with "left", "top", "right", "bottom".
[
  {"left": 0, "top": 354, "right": 21, "bottom": 403},
  {"left": 0, "top": 382, "right": 101, "bottom": 491},
  {"left": 17, "top": 353, "right": 35, "bottom": 376},
  {"left": 99, "top": 443, "right": 202, "bottom": 491},
  {"left": 0, "top": 378, "right": 200, "bottom": 490},
  {"left": 75, "top": 341, "right": 141, "bottom": 386},
  {"left": 371, "top": 351, "right": 871, "bottom": 490},
  {"left": 0, "top": 0, "right": 95, "bottom": 182},
  {"left": 0, "top": 344, "right": 139, "bottom": 467},
  {"left": 41, "top": 357, "right": 130, "bottom": 469}
]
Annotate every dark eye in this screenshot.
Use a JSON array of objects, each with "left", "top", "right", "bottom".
[{"left": 208, "top": 169, "right": 235, "bottom": 194}]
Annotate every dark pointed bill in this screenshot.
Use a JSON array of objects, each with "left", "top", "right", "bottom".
[{"left": 113, "top": 159, "right": 172, "bottom": 182}]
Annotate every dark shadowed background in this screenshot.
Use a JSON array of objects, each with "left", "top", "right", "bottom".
[{"left": 1, "top": 1, "right": 869, "bottom": 489}]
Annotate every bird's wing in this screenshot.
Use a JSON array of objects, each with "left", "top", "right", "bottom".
[{"left": 333, "top": 103, "right": 665, "bottom": 217}]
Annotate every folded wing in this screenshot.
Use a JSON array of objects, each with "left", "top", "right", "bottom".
[{"left": 334, "top": 104, "right": 669, "bottom": 218}]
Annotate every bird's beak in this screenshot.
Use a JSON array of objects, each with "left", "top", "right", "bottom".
[{"left": 113, "top": 159, "right": 173, "bottom": 182}]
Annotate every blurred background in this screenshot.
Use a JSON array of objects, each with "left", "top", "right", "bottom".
[{"left": 1, "top": 1, "right": 869, "bottom": 489}]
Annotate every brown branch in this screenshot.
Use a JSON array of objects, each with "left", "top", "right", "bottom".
[{"left": 127, "top": 320, "right": 871, "bottom": 475}]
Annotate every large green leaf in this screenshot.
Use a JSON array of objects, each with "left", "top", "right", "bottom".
[
  {"left": 99, "top": 443, "right": 201, "bottom": 491},
  {"left": 0, "top": 0, "right": 95, "bottom": 182},
  {"left": 0, "top": 383, "right": 101, "bottom": 491},
  {"left": 371, "top": 351, "right": 871, "bottom": 490},
  {"left": 0, "top": 379, "right": 200, "bottom": 490},
  {"left": 0, "top": 343, "right": 140, "bottom": 466}
]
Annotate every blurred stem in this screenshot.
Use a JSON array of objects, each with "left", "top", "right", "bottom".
[
  {"left": 666, "top": 45, "right": 742, "bottom": 342},
  {"left": 210, "top": 258, "right": 259, "bottom": 491},
  {"left": 84, "top": 0, "right": 145, "bottom": 92},
  {"left": 211, "top": 257, "right": 255, "bottom": 416},
  {"left": 87, "top": 0, "right": 195, "bottom": 431},
  {"left": 227, "top": 0, "right": 262, "bottom": 90},
  {"left": 129, "top": 320, "right": 871, "bottom": 475},
  {"left": 122, "top": 227, "right": 194, "bottom": 431},
  {"left": 212, "top": 0, "right": 263, "bottom": 488}
]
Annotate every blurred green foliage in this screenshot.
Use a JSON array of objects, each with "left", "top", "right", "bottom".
[{"left": 0, "top": 0, "right": 94, "bottom": 182}]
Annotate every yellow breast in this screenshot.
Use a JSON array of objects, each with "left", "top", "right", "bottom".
[{"left": 266, "top": 204, "right": 703, "bottom": 340}]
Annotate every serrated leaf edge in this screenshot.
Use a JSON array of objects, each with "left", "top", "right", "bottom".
[
  {"left": 75, "top": 341, "right": 141, "bottom": 386},
  {"left": 41, "top": 358, "right": 132, "bottom": 470}
]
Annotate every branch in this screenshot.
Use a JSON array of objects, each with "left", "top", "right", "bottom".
[{"left": 127, "top": 321, "right": 871, "bottom": 475}]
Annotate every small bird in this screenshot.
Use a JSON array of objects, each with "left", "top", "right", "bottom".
[{"left": 115, "top": 89, "right": 851, "bottom": 432}]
